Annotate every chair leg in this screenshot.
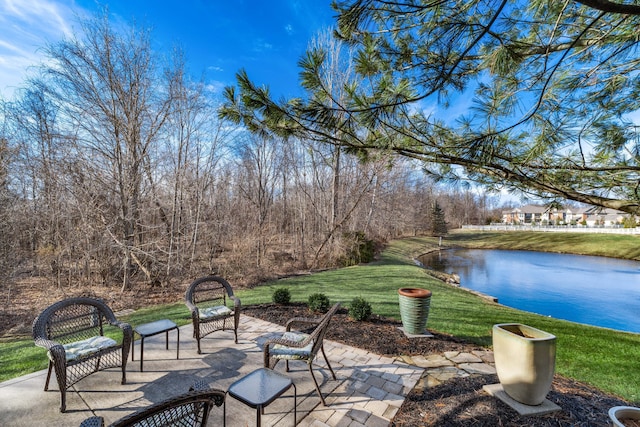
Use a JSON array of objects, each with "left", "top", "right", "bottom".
[
  {"left": 194, "top": 324, "right": 202, "bottom": 354},
  {"left": 267, "top": 358, "right": 280, "bottom": 370},
  {"left": 54, "top": 365, "right": 67, "bottom": 412},
  {"left": 44, "top": 361, "right": 53, "bottom": 391},
  {"left": 60, "top": 389, "right": 66, "bottom": 413},
  {"left": 308, "top": 364, "right": 327, "bottom": 406},
  {"left": 320, "top": 345, "right": 336, "bottom": 380}
]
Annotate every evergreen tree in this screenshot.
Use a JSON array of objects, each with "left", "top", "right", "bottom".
[{"left": 430, "top": 201, "right": 448, "bottom": 237}]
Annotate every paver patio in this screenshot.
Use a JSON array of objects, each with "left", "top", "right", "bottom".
[{"left": 0, "top": 315, "right": 428, "bottom": 426}]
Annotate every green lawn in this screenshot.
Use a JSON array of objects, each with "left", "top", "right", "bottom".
[
  {"left": 2, "top": 231, "right": 639, "bottom": 404},
  {"left": 444, "top": 229, "right": 640, "bottom": 260}
]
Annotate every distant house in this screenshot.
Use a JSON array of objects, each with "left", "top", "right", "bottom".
[
  {"left": 502, "top": 204, "right": 550, "bottom": 224},
  {"left": 563, "top": 207, "right": 589, "bottom": 224},
  {"left": 582, "top": 206, "right": 628, "bottom": 227},
  {"left": 502, "top": 204, "right": 629, "bottom": 226}
]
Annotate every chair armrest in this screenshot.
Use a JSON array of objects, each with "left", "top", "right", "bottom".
[
  {"left": 263, "top": 334, "right": 313, "bottom": 350},
  {"left": 285, "top": 316, "right": 321, "bottom": 332},
  {"left": 34, "top": 339, "right": 67, "bottom": 365},
  {"left": 185, "top": 299, "right": 198, "bottom": 313},
  {"left": 185, "top": 301, "right": 201, "bottom": 323},
  {"left": 230, "top": 295, "right": 241, "bottom": 309},
  {"left": 33, "top": 337, "right": 63, "bottom": 352},
  {"left": 110, "top": 320, "right": 133, "bottom": 335}
]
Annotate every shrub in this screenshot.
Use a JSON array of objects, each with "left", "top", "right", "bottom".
[
  {"left": 272, "top": 287, "right": 291, "bottom": 305},
  {"left": 349, "top": 297, "right": 372, "bottom": 321},
  {"left": 339, "top": 231, "right": 376, "bottom": 267},
  {"left": 308, "top": 293, "right": 330, "bottom": 313},
  {"left": 623, "top": 215, "right": 637, "bottom": 228}
]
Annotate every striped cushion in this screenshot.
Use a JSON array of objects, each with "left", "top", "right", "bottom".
[
  {"left": 199, "top": 305, "right": 232, "bottom": 320},
  {"left": 50, "top": 336, "right": 118, "bottom": 361},
  {"left": 270, "top": 332, "right": 313, "bottom": 360}
]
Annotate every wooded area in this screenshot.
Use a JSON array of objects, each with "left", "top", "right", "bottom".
[{"left": 0, "top": 13, "right": 500, "bottom": 292}]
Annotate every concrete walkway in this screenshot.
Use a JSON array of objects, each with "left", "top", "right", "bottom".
[{"left": 0, "top": 315, "right": 496, "bottom": 426}]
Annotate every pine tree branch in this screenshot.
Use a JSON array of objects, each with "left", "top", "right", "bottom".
[{"left": 574, "top": 0, "right": 640, "bottom": 15}]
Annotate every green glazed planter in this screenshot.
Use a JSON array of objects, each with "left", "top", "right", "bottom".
[{"left": 398, "top": 288, "right": 432, "bottom": 334}]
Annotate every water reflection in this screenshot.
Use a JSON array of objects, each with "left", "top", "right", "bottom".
[
  {"left": 419, "top": 249, "right": 640, "bottom": 334},
  {"left": 420, "top": 251, "right": 449, "bottom": 271}
]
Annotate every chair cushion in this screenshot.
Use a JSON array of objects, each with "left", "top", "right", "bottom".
[
  {"left": 270, "top": 331, "right": 313, "bottom": 360},
  {"left": 51, "top": 336, "right": 118, "bottom": 361},
  {"left": 199, "top": 305, "right": 232, "bottom": 320}
]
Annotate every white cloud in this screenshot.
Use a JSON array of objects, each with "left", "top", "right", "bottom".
[
  {"left": 408, "top": 98, "right": 438, "bottom": 118},
  {"left": 252, "top": 38, "right": 273, "bottom": 52},
  {"left": 0, "top": 0, "right": 79, "bottom": 98},
  {"left": 284, "top": 24, "right": 293, "bottom": 35},
  {"left": 204, "top": 80, "right": 226, "bottom": 94}
]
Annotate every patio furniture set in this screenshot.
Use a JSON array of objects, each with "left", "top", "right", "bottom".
[{"left": 32, "top": 275, "right": 340, "bottom": 426}]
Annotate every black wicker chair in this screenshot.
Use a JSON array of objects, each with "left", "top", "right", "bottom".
[
  {"left": 263, "top": 302, "right": 340, "bottom": 406},
  {"left": 32, "top": 297, "right": 133, "bottom": 412},
  {"left": 79, "top": 388, "right": 226, "bottom": 427},
  {"left": 185, "top": 276, "right": 241, "bottom": 353}
]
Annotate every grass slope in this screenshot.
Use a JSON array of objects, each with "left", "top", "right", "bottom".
[{"left": 445, "top": 230, "right": 640, "bottom": 260}]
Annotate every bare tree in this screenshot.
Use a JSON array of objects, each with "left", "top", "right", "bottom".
[
  {"left": 40, "top": 12, "right": 175, "bottom": 290},
  {"left": 234, "top": 134, "right": 281, "bottom": 266}
]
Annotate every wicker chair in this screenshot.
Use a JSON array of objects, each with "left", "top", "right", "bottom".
[
  {"left": 32, "top": 297, "right": 133, "bottom": 413},
  {"left": 185, "top": 276, "right": 241, "bottom": 353},
  {"left": 263, "top": 302, "right": 341, "bottom": 406},
  {"left": 79, "top": 388, "right": 226, "bottom": 427}
]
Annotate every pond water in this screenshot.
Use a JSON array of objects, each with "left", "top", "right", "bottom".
[{"left": 418, "top": 249, "right": 640, "bottom": 334}]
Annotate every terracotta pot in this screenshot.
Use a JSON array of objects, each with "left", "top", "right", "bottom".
[
  {"left": 493, "top": 323, "right": 556, "bottom": 406},
  {"left": 398, "top": 288, "right": 432, "bottom": 335},
  {"left": 609, "top": 406, "right": 640, "bottom": 427}
]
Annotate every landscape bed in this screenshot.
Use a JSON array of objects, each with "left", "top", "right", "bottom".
[{"left": 243, "top": 303, "right": 633, "bottom": 427}]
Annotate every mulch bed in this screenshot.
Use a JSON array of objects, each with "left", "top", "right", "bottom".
[{"left": 243, "top": 303, "right": 633, "bottom": 427}]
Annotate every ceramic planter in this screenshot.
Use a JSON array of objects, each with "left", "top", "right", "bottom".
[
  {"left": 609, "top": 406, "right": 640, "bottom": 427},
  {"left": 398, "top": 288, "right": 432, "bottom": 335},
  {"left": 492, "top": 323, "right": 556, "bottom": 406}
]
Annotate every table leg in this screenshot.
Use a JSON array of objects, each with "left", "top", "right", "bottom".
[
  {"left": 256, "top": 405, "right": 261, "bottom": 426},
  {"left": 292, "top": 382, "right": 297, "bottom": 426},
  {"left": 140, "top": 337, "right": 145, "bottom": 372},
  {"left": 176, "top": 328, "right": 180, "bottom": 359}
]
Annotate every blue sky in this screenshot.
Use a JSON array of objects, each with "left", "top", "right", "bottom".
[{"left": 0, "top": 0, "right": 337, "bottom": 99}]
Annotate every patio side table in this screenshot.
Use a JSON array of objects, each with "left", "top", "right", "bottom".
[
  {"left": 132, "top": 319, "right": 179, "bottom": 372},
  {"left": 225, "top": 367, "right": 296, "bottom": 426}
]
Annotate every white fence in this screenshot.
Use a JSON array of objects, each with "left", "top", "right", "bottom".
[{"left": 461, "top": 224, "right": 640, "bottom": 235}]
